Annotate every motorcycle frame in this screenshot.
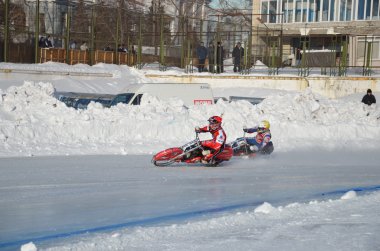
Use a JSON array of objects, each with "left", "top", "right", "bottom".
[
  {"left": 172, "top": 132, "right": 205, "bottom": 162},
  {"left": 231, "top": 131, "right": 250, "bottom": 155}
]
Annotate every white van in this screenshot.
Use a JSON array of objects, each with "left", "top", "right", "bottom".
[{"left": 109, "top": 83, "right": 214, "bottom": 107}]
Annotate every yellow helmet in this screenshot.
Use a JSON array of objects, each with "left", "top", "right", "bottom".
[{"left": 259, "top": 120, "right": 270, "bottom": 130}]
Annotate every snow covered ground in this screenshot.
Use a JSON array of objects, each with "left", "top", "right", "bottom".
[{"left": 0, "top": 62, "right": 379, "bottom": 251}]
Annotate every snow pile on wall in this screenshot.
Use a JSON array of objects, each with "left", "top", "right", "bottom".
[{"left": 0, "top": 81, "right": 379, "bottom": 157}]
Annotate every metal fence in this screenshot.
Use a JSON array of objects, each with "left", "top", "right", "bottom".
[{"left": 1, "top": 1, "right": 375, "bottom": 76}]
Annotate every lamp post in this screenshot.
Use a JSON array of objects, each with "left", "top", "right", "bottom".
[
  {"left": 34, "top": 0, "right": 40, "bottom": 63},
  {"left": 4, "top": 0, "right": 9, "bottom": 62},
  {"left": 65, "top": 0, "right": 71, "bottom": 64}
]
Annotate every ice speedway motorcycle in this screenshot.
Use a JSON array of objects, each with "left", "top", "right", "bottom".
[
  {"left": 229, "top": 132, "right": 274, "bottom": 157},
  {"left": 152, "top": 133, "right": 233, "bottom": 167}
]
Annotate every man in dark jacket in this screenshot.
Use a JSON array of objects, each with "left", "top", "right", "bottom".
[
  {"left": 196, "top": 42, "right": 208, "bottom": 73},
  {"left": 362, "top": 89, "right": 376, "bottom": 105},
  {"left": 232, "top": 42, "right": 244, "bottom": 72},
  {"left": 38, "top": 36, "right": 46, "bottom": 48}
]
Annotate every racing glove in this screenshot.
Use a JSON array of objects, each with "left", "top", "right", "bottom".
[
  {"left": 202, "top": 150, "right": 211, "bottom": 156},
  {"left": 249, "top": 145, "right": 259, "bottom": 152},
  {"left": 195, "top": 126, "right": 201, "bottom": 133},
  {"left": 243, "top": 126, "right": 248, "bottom": 133}
]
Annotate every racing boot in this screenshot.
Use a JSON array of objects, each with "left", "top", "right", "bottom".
[
  {"left": 186, "top": 156, "right": 202, "bottom": 163},
  {"left": 201, "top": 150, "right": 213, "bottom": 164}
]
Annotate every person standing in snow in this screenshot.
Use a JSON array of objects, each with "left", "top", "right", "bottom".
[
  {"left": 80, "top": 41, "right": 88, "bottom": 51},
  {"left": 45, "top": 35, "right": 53, "bottom": 48},
  {"left": 362, "top": 89, "right": 376, "bottom": 106},
  {"left": 196, "top": 42, "right": 208, "bottom": 73},
  {"left": 195, "top": 116, "right": 226, "bottom": 164},
  {"left": 232, "top": 42, "right": 244, "bottom": 72},
  {"left": 70, "top": 40, "right": 77, "bottom": 50},
  {"left": 38, "top": 36, "right": 46, "bottom": 48},
  {"left": 242, "top": 120, "right": 272, "bottom": 153}
]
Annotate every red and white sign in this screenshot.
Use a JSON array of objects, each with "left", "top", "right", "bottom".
[{"left": 194, "top": 100, "right": 213, "bottom": 105}]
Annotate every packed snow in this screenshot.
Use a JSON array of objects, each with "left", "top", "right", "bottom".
[{"left": 0, "top": 62, "right": 379, "bottom": 251}]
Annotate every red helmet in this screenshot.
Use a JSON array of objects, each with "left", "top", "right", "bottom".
[{"left": 208, "top": 116, "right": 222, "bottom": 130}]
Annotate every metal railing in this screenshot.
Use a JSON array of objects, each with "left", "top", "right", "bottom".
[{"left": 1, "top": 1, "right": 378, "bottom": 77}]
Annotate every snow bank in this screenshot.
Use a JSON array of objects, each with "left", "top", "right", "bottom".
[
  {"left": 0, "top": 81, "right": 379, "bottom": 157},
  {"left": 39, "top": 191, "right": 380, "bottom": 251}
]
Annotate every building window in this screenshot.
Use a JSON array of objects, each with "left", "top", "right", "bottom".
[
  {"left": 262, "top": 1, "right": 269, "bottom": 23},
  {"left": 260, "top": 0, "right": 380, "bottom": 23},
  {"left": 269, "top": 0, "right": 277, "bottom": 23},
  {"left": 358, "top": 0, "right": 365, "bottom": 19},
  {"left": 330, "top": 0, "right": 335, "bottom": 20},
  {"left": 322, "top": 0, "right": 329, "bottom": 20},
  {"left": 373, "top": 41, "right": 380, "bottom": 59},
  {"left": 366, "top": 0, "right": 372, "bottom": 19},
  {"left": 309, "top": 0, "right": 316, "bottom": 22},
  {"left": 296, "top": 0, "right": 302, "bottom": 21},
  {"left": 283, "top": 0, "right": 295, "bottom": 23},
  {"left": 340, "top": 0, "right": 346, "bottom": 20},
  {"left": 316, "top": 0, "right": 321, "bottom": 21},
  {"left": 373, "top": 0, "right": 380, "bottom": 19},
  {"left": 347, "top": 0, "right": 352, "bottom": 20},
  {"left": 302, "top": 0, "right": 307, "bottom": 22},
  {"left": 357, "top": 37, "right": 380, "bottom": 60}
]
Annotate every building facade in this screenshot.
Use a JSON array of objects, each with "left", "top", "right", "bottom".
[{"left": 254, "top": 0, "right": 380, "bottom": 67}]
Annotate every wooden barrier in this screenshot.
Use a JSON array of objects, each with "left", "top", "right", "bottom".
[
  {"left": 95, "top": 51, "right": 114, "bottom": 64},
  {"left": 117, "top": 52, "right": 128, "bottom": 65},
  {"left": 36, "top": 48, "right": 150, "bottom": 67},
  {"left": 69, "top": 50, "right": 89, "bottom": 65},
  {"left": 115, "top": 52, "right": 138, "bottom": 66},
  {"left": 40, "top": 48, "right": 66, "bottom": 63},
  {"left": 7, "top": 43, "right": 34, "bottom": 63}
]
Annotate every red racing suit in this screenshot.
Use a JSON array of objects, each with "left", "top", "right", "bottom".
[{"left": 198, "top": 125, "right": 227, "bottom": 160}]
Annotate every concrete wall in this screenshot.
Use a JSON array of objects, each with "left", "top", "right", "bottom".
[
  {"left": 307, "top": 77, "right": 379, "bottom": 98},
  {"left": 145, "top": 74, "right": 379, "bottom": 99}
]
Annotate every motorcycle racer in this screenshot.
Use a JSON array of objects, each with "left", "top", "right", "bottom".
[
  {"left": 195, "top": 116, "right": 226, "bottom": 164},
  {"left": 242, "top": 120, "right": 272, "bottom": 153}
]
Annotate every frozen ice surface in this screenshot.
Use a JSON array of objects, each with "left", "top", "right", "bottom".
[
  {"left": 0, "top": 62, "right": 379, "bottom": 250},
  {"left": 1, "top": 150, "right": 380, "bottom": 250}
]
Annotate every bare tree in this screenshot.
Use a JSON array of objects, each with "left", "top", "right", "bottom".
[{"left": 71, "top": 0, "right": 90, "bottom": 43}]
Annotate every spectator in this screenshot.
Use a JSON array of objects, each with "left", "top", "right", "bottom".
[
  {"left": 296, "top": 47, "right": 302, "bottom": 66},
  {"left": 80, "top": 41, "right": 88, "bottom": 51},
  {"left": 362, "top": 89, "right": 376, "bottom": 106},
  {"left": 70, "top": 40, "right": 77, "bottom": 49},
  {"left": 104, "top": 44, "right": 112, "bottom": 51},
  {"left": 45, "top": 35, "right": 53, "bottom": 48},
  {"left": 38, "top": 36, "right": 46, "bottom": 48},
  {"left": 232, "top": 42, "right": 244, "bottom": 72},
  {"left": 216, "top": 41, "right": 224, "bottom": 73},
  {"left": 131, "top": 45, "right": 136, "bottom": 55},
  {"left": 118, "top": 44, "right": 128, "bottom": 53},
  {"left": 196, "top": 42, "right": 208, "bottom": 73},
  {"left": 208, "top": 42, "right": 215, "bottom": 73}
]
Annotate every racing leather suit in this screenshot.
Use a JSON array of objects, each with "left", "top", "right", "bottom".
[
  {"left": 198, "top": 125, "right": 226, "bottom": 161},
  {"left": 245, "top": 127, "right": 271, "bottom": 150}
]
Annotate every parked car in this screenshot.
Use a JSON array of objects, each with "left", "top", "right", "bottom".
[
  {"left": 55, "top": 83, "right": 215, "bottom": 109},
  {"left": 108, "top": 83, "right": 214, "bottom": 107},
  {"left": 55, "top": 92, "right": 115, "bottom": 109}
]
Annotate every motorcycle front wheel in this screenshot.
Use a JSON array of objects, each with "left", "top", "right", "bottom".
[{"left": 152, "top": 147, "right": 183, "bottom": 166}]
